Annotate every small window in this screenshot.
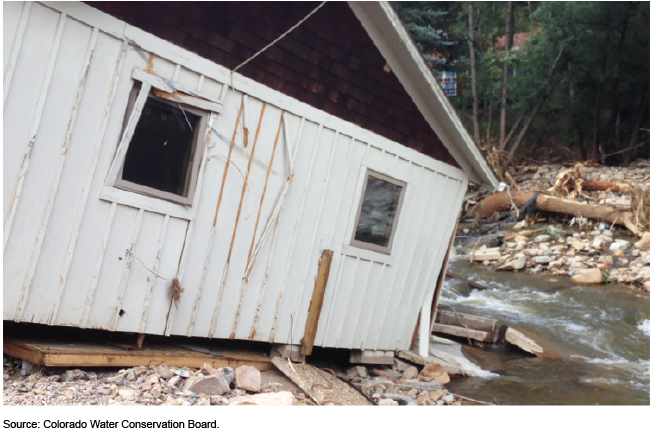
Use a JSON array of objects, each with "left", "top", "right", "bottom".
[
  {"left": 114, "top": 88, "right": 207, "bottom": 205},
  {"left": 350, "top": 170, "right": 406, "bottom": 255}
]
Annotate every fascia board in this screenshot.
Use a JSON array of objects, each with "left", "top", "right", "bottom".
[{"left": 348, "top": 1, "right": 498, "bottom": 189}]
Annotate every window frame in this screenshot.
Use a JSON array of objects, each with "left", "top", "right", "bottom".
[
  {"left": 349, "top": 169, "right": 407, "bottom": 255},
  {"left": 112, "top": 88, "right": 208, "bottom": 206}
]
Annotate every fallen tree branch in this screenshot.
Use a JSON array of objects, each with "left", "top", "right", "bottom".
[{"left": 479, "top": 191, "right": 644, "bottom": 236}]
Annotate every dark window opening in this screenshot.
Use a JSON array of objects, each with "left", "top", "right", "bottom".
[{"left": 121, "top": 98, "right": 201, "bottom": 197}]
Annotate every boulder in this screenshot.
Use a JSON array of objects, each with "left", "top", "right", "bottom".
[
  {"left": 234, "top": 366, "right": 261, "bottom": 392},
  {"left": 60, "top": 369, "right": 86, "bottom": 382},
  {"left": 229, "top": 391, "right": 295, "bottom": 406},
  {"left": 498, "top": 254, "right": 527, "bottom": 271},
  {"left": 514, "top": 235, "right": 528, "bottom": 243},
  {"left": 418, "top": 362, "right": 450, "bottom": 385},
  {"left": 378, "top": 398, "right": 399, "bottom": 406},
  {"left": 614, "top": 239, "right": 631, "bottom": 250},
  {"left": 402, "top": 366, "right": 419, "bottom": 380},
  {"left": 216, "top": 367, "right": 235, "bottom": 385},
  {"left": 354, "top": 366, "right": 368, "bottom": 378},
  {"left": 643, "top": 281, "right": 650, "bottom": 292},
  {"left": 188, "top": 375, "right": 231, "bottom": 396},
  {"left": 533, "top": 256, "right": 554, "bottom": 264},
  {"left": 534, "top": 235, "right": 550, "bottom": 243},
  {"left": 612, "top": 250, "right": 625, "bottom": 257},
  {"left": 569, "top": 268, "right": 603, "bottom": 286},
  {"left": 471, "top": 248, "right": 501, "bottom": 261},
  {"left": 634, "top": 233, "right": 650, "bottom": 251},
  {"left": 428, "top": 390, "right": 444, "bottom": 401},
  {"left": 505, "top": 327, "right": 543, "bottom": 356},
  {"left": 572, "top": 241, "right": 585, "bottom": 250}
]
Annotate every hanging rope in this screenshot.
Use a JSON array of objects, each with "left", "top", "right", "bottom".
[{"left": 232, "top": 1, "right": 327, "bottom": 73}]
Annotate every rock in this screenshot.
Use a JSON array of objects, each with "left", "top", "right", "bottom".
[
  {"left": 201, "top": 363, "right": 220, "bottom": 376},
  {"left": 533, "top": 256, "right": 554, "bottom": 264},
  {"left": 572, "top": 241, "right": 585, "bottom": 250},
  {"left": 602, "top": 230, "right": 614, "bottom": 238},
  {"left": 118, "top": 389, "right": 137, "bottom": 401},
  {"left": 634, "top": 233, "right": 650, "bottom": 251},
  {"left": 20, "top": 360, "right": 40, "bottom": 376},
  {"left": 498, "top": 254, "right": 526, "bottom": 271},
  {"left": 592, "top": 237, "right": 607, "bottom": 250},
  {"left": 60, "top": 369, "right": 86, "bottom": 382},
  {"left": 165, "top": 395, "right": 180, "bottom": 406},
  {"left": 402, "top": 366, "right": 419, "bottom": 380},
  {"left": 513, "top": 220, "right": 528, "bottom": 230},
  {"left": 614, "top": 239, "right": 631, "bottom": 250},
  {"left": 382, "top": 393, "right": 417, "bottom": 406},
  {"left": 354, "top": 366, "right": 368, "bottom": 378},
  {"left": 514, "top": 235, "right": 528, "bottom": 243},
  {"left": 644, "top": 281, "right": 650, "bottom": 292},
  {"left": 599, "top": 255, "right": 614, "bottom": 265},
  {"left": 394, "top": 359, "right": 410, "bottom": 372},
  {"left": 418, "top": 362, "right": 450, "bottom": 385},
  {"left": 569, "top": 268, "right": 603, "bottom": 286},
  {"left": 210, "top": 395, "right": 228, "bottom": 405},
  {"left": 157, "top": 368, "right": 174, "bottom": 380},
  {"left": 610, "top": 243, "right": 623, "bottom": 251},
  {"left": 216, "top": 367, "right": 235, "bottom": 385},
  {"left": 369, "top": 368, "right": 401, "bottom": 380},
  {"left": 406, "top": 388, "right": 418, "bottom": 398},
  {"left": 378, "top": 398, "right": 399, "bottom": 406},
  {"left": 234, "top": 366, "right": 261, "bottom": 393},
  {"left": 612, "top": 249, "right": 625, "bottom": 257},
  {"left": 534, "top": 235, "right": 550, "bottom": 243},
  {"left": 188, "top": 375, "right": 230, "bottom": 396},
  {"left": 428, "top": 390, "right": 444, "bottom": 401},
  {"left": 172, "top": 369, "right": 190, "bottom": 378},
  {"left": 229, "top": 391, "right": 294, "bottom": 406},
  {"left": 167, "top": 376, "right": 181, "bottom": 387},
  {"left": 126, "top": 370, "right": 135, "bottom": 381},
  {"left": 471, "top": 248, "right": 501, "bottom": 261},
  {"left": 180, "top": 376, "right": 199, "bottom": 392},
  {"left": 505, "top": 327, "right": 543, "bottom": 356},
  {"left": 441, "top": 394, "right": 455, "bottom": 403},
  {"left": 96, "top": 387, "right": 111, "bottom": 396}
]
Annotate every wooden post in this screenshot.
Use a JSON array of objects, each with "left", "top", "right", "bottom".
[
  {"left": 429, "top": 214, "right": 461, "bottom": 334},
  {"left": 300, "top": 249, "right": 333, "bottom": 356}
]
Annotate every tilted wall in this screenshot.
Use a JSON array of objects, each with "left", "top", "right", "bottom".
[{"left": 3, "top": 2, "right": 467, "bottom": 351}]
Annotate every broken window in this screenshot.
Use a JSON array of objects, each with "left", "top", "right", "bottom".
[
  {"left": 351, "top": 170, "right": 406, "bottom": 254},
  {"left": 114, "top": 88, "right": 207, "bottom": 205}
]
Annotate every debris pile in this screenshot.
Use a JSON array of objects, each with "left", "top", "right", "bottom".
[
  {"left": 462, "top": 159, "right": 650, "bottom": 291},
  {"left": 3, "top": 357, "right": 300, "bottom": 406}
]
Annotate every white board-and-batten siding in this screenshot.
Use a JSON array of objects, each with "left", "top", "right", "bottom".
[{"left": 3, "top": 2, "right": 468, "bottom": 352}]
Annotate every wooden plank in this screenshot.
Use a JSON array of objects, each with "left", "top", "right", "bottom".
[
  {"left": 3, "top": 339, "right": 273, "bottom": 371},
  {"left": 445, "top": 271, "right": 488, "bottom": 291},
  {"left": 300, "top": 249, "right": 333, "bottom": 356},
  {"left": 432, "top": 323, "right": 495, "bottom": 343},
  {"left": 435, "top": 309, "right": 497, "bottom": 332},
  {"left": 429, "top": 213, "right": 461, "bottom": 332}
]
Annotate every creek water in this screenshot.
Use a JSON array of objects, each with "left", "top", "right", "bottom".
[{"left": 440, "top": 247, "right": 650, "bottom": 405}]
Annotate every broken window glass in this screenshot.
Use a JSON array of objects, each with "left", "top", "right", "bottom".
[{"left": 352, "top": 172, "right": 405, "bottom": 253}]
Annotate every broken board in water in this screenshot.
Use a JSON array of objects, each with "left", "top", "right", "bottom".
[{"left": 3, "top": 337, "right": 274, "bottom": 371}]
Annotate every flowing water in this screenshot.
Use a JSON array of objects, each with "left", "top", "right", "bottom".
[{"left": 440, "top": 247, "right": 650, "bottom": 405}]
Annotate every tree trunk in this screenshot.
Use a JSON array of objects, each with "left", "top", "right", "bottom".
[
  {"left": 487, "top": 97, "right": 493, "bottom": 145},
  {"left": 468, "top": 2, "right": 481, "bottom": 146},
  {"left": 508, "top": 95, "right": 545, "bottom": 159},
  {"left": 479, "top": 191, "right": 643, "bottom": 236},
  {"left": 622, "top": 81, "right": 649, "bottom": 165},
  {"left": 499, "top": 1, "right": 515, "bottom": 150},
  {"left": 503, "top": 115, "right": 524, "bottom": 150},
  {"left": 591, "top": 85, "right": 601, "bottom": 160},
  {"left": 568, "top": 61, "right": 586, "bottom": 160}
]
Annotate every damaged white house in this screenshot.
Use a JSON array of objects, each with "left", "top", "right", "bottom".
[{"left": 3, "top": 1, "right": 496, "bottom": 361}]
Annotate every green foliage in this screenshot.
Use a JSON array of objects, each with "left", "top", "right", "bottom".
[{"left": 394, "top": 1, "right": 650, "bottom": 164}]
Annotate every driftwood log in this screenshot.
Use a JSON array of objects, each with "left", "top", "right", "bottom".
[
  {"left": 479, "top": 191, "right": 642, "bottom": 236},
  {"left": 582, "top": 180, "right": 634, "bottom": 193}
]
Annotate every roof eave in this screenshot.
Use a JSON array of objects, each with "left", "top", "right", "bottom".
[{"left": 348, "top": 1, "right": 498, "bottom": 189}]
